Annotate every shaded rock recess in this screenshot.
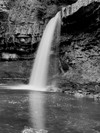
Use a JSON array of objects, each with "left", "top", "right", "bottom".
[{"left": 58, "top": 1, "right": 100, "bottom": 94}]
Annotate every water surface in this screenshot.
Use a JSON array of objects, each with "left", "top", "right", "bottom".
[{"left": 0, "top": 89, "right": 100, "bottom": 133}]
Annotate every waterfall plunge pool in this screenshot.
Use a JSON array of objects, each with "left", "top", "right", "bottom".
[
  {"left": 0, "top": 11, "right": 100, "bottom": 133},
  {"left": 0, "top": 88, "right": 100, "bottom": 133}
]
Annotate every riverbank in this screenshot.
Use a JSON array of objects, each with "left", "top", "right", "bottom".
[{"left": 58, "top": 77, "right": 100, "bottom": 100}]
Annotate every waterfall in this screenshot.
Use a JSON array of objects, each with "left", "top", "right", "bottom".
[
  {"left": 6, "top": 11, "right": 61, "bottom": 92},
  {"left": 2, "top": 12, "right": 61, "bottom": 133},
  {"left": 29, "top": 12, "right": 61, "bottom": 90},
  {"left": 4, "top": 11, "right": 61, "bottom": 132},
  {"left": 29, "top": 12, "right": 61, "bottom": 131}
]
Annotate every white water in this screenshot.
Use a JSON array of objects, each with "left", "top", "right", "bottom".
[
  {"left": 3, "top": 12, "right": 61, "bottom": 131},
  {"left": 29, "top": 12, "right": 61, "bottom": 90},
  {"left": 5, "top": 11, "right": 61, "bottom": 92}
]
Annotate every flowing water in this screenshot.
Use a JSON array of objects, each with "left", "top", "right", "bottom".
[
  {"left": 29, "top": 12, "right": 61, "bottom": 89},
  {"left": 28, "top": 12, "right": 61, "bottom": 130},
  {"left": 0, "top": 7, "right": 100, "bottom": 133},
  {"left": 0, "top": 12, "right": 61, "bottom": 131},
  {"left": 6, "top": 11, "right": 61, "bottom": 91}
]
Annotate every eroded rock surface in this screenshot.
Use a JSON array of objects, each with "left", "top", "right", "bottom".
[
  {"left": 59, "top": 1, "right": 100, "bottom": 91},
  {"left": 0, "top": 0, "right": 78, "bottom": 44},
  {"left": 0, "top": 0, "right": 100, "bottom": 92}
]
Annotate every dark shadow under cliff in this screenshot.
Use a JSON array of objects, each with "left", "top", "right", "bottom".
[{"left": 58, "top": 1, "right": 100, "bottom": 91}]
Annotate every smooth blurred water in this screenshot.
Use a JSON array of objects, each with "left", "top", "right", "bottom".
[
  {"left": 0, "top": 89, "right": 100, "bottom": 133},
  {"left": 29, "top": 12, "right": 61, "bottom": 89}
]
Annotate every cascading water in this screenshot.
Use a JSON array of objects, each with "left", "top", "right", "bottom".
[
  {"left": 29, "top": 11, "right": 61, "bottom": 90},
  {"left": 7, "top": 11, "right": 61, "bottom": 91},
  {"left": 4, "top": 11, "right": 61, "bottom": 132},
  {"left": 29, "top": 12, "right": 61, "bottom": 131}
]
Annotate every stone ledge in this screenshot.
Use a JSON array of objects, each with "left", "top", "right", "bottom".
[{"left": 62, "top": 0, "right": 100, "bottom": 18}]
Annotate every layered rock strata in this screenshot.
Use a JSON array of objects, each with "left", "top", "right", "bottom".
[{"left": 59, "top": 1, "right": 100, "bottom": 91}]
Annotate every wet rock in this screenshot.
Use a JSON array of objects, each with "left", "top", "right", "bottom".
[
  {"left": 47, "top": 85, "right": 60, "bottom": 92},
  {"left": 59, "top": 1, "right": 100, "bottom": 86},
  {"left": 0, "top": 0, "right": 78, "bottom": 47},
  {"left": 2, "top": 52, "right": 18, "bottom": 60},
  {"left": 74, "top": 92, "right": 85, "bottom": 98},
  {"left": 61, "top": 0, "right": 97, "bottom": 19}
]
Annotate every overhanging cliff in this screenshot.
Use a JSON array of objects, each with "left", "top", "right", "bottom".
[{"left": 59, "top": 1, "right": 100, "bottom": 89}]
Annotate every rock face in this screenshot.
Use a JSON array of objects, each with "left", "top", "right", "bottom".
[
  {"left": 0, "top": 0, "right": 100, "bottom": 89},
  {"left": 0, "top": 0, "right": 78, "bottom": 45},
  {"left": 61, "top": 0, "right": 97, "bottom": 18},
  {"left": 59, "top": 1, "right": 100, "bottom": 88}
]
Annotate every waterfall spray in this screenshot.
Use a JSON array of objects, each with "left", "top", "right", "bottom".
[
  {"left": 29, "top": 12, "right": 61, "bottom": 91},
  {"left": 7, "top": 11, "right": 61, "bottom": 91},
  {"left": 4, "top": 11, "right": 61, "bottom": 132},
  {"left": 29, "top": 12, "right": 61, "bottom": 131}
]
